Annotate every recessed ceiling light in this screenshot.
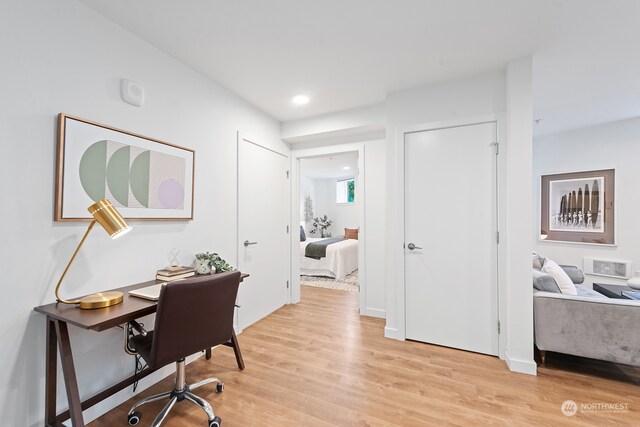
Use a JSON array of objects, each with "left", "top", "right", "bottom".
[
  {"left": 342, "top": 166, "right": 350, "bottom": 170},
  {"left": 292, "top": 94, "right": 310, "bottom": 105}
]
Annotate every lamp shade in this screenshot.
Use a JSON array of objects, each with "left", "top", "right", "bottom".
[{"left": 88, "top": 199, "right": 131, "bottom": 239}]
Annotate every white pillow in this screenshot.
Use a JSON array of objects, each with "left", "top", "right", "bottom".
[{"left": 542, "top": 259, "right": 577, "bottom": 295}]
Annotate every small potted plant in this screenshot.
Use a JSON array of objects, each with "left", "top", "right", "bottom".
[
  {"left": 194, "top": 252, "right": 234, "bottom": 275},
  {"left": 310, "top": 215, "right": 333, "bottom": 238}
]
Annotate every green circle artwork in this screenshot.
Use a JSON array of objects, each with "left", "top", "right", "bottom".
[{"left": 79, "top": 140, "right": 186, "bottom": 209}]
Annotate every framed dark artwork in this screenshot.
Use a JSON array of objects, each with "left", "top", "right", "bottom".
[
  {"left": 55, "top": 114, "right": 195, "bottom": 221},
  {"left": 540, "top": 169, "right": 615, "bottom": 245}
]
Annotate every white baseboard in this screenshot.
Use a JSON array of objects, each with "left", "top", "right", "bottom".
[
  {"left": 504, "top": 350, "right": 537, "bottom": 375},
  {"left": 82, "top": 359, "right": 183, "bottom": 423},
  {"left": 384, "top": 325, "right": 399, "bottom": 339},
  {"left": 365, "top": 307, "right": 386, "bottom": 319}
]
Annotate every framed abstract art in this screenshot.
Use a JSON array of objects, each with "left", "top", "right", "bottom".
[{"left": 55, "top": 114, "right": 195, "bottom": 221}]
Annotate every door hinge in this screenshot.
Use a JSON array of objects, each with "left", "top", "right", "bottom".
[
  {"left": 498, "top": 321, "right": 501, "bottom": 334},
  {"left": 489, "top": 142, "right": 499, "bottom": 155},
  {"left": 496, "top": 231, "right": 500, "bottom": 244},
  {"left": 286, "top": 170, "right": 290, "bottom": 178},
  {"left": 286, "top": 225, "right": 289, "bottom": 233},
  {"left": 286, "top": 280, "right": 289, "bottom": 289}
]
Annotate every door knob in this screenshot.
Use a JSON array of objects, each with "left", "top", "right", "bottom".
[
  {"left": 407, "top": 243, "right": 422, "bottom": 250},
  {"left": 244, "top": 240, "right": 258, "bottom": 247}
]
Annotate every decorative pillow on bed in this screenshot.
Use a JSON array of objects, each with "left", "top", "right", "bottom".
[
  {"left": 345, "top": 228, "right": 359, "bottom": 240},
  {"left": 300, "top": 225, "right": 306, "bottom": 242}
]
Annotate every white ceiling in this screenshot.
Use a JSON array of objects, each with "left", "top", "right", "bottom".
[
  {"left": 80, "top": 0, "right": 640, "bottom": 135},
  {"left": 300, "top": 152, "right": 358, "bottom": 180}
]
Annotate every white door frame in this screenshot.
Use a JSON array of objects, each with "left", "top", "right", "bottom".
[
  {"left": 237, "top": 131, "right": 291, "bottom": 332},
  {"left": 393, "top": 114, "right": 507, "bottom": 359},
  {"left": 290, "top": 143, "right": 367, "bottom": 315}
]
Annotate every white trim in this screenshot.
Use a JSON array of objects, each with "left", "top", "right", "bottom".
[
  {"left": 384, "top": 326, "right": 399, "bottom": 339},
  {"left": 235, "top": 131, "right": 241, "bottom": 332},
  {"left": 290, "top": 156, "right": 302, "bottom": 303},
  {"left": 402, "top": 114, "right": 503, "bottom": 135},
  {"left": 239, "top": 132, "right": 289, "bottom": 158},
  {"left": 365, "top": 307, "right": 386, "bottom": 319},
  {"left": 496, "top": 115, "right": 508, "bottom": 359},
  {"left": 237, "top": 131, "right": 292, "bottom": 324},
  {"left": 394, "top": 114, "right": 506, "bottom": 360},
  {"left": 358, "top": 146, "right": 366, "bottom": 315},
  {"left": 504, "top": 350, "right": 537, "bottom": 375},
  {"left": 290, "top": 142, "right": 367, "bottom": 315},
  {"left": 394, "top": 125, "right": 406, "bottom": 340}
]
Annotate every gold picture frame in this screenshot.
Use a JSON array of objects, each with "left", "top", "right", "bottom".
[{"left": 55, "top": 114, "right": 195, "bottom": 221}]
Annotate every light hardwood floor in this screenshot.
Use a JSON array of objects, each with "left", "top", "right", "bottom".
[{"left": 89, "top": 286, "right": 640, "bottom": 426}]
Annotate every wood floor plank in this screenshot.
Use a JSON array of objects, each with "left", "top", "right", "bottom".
[{"left": 89, "top": 286, "right": 640, "bottom": 426}]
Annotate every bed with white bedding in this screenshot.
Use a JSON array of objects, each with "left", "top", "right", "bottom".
[{"left": 300, "top": 238, "right": 358, "bottom": 280}]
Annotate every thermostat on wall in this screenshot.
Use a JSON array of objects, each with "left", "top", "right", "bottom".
[
  {"left": 120, "top": 78, "right": 144, "bottom": 107},
  {"left": 583, "top": 257, "right": 632, "bottom": 279}
]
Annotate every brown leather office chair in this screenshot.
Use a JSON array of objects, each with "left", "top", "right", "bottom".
[{"left": 126, "top": 271, "right": 241, "bottom": 427}]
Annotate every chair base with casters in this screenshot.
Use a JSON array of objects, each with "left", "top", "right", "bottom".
[
  {"left": 127, "top": 358, "right": 224, "bottom": 427},
  {"left": 125, "top": 272, "right": 243, "bottom": 426}
]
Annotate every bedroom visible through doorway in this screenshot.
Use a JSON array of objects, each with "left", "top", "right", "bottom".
[{"left": 299, "top": 152, "right": 360, "bottom": 295}]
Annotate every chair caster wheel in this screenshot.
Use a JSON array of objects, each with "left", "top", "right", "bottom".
[
  {"left": 209, "top": 415, "right": 222, "bottom": 427},
  {"left": 216, "top": 382, "right": 224, "bottom": 393},
  {"left": 128, "top": 411, "right": 142, "bottom": 425}
]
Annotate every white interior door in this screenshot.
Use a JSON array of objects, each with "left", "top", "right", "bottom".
[
  {"left": 238, "top": 136, "right": 289, "bottom": 330},
  {"left": 404, "top": 122, "right": 498, "bottom": 356}
]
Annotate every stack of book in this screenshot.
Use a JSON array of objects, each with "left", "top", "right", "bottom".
[{"left": 156, "top": 266, "right": 195, "bottom": 282}]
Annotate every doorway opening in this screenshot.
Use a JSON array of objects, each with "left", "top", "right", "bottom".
[
  {"left": 298, "top": 152, "right": 360, "bottom": 295},
  {"left": 290, "top": 144, "right": 366, "bottom": 314}
]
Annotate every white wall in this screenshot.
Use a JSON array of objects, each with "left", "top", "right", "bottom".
[
  {"left": 299, "top": 175, "right": 317, "bottom": 230},
  {"left": 362, "top": 140, "right": 387, "bottom": 318},
  {"left": 534, "top": 116, "right": 640, "bottom": 287},
  {"left": 310, "top": 178, "right": 331, "bottom": 232},
  {"left": 310, "top": 178, "right": 358, "bottom": 237},
  {"left": 282, "top": 103, "right": 385, "bottom": 143},
  {"left": 504, "top": 57, "right": 535, "bottom": 375},
  {"left": 0, "top": 1, "right": 285, "bottom": 425}
]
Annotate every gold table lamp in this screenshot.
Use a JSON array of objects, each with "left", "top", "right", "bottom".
[{"left": 55, "top": 199, "right": 132, "bottom": 309}]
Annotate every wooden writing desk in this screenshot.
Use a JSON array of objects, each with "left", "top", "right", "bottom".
[{"left": 34, "top": 273, "right": 248, "bottom": 427}]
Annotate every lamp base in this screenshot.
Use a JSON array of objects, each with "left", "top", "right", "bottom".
[{"left": 78, "top": 291, "right": 124, "bottom": 309}]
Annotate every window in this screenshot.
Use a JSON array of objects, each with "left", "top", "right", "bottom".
[{"left": 336, "top": 178, "right": 355, "bottom": 204}]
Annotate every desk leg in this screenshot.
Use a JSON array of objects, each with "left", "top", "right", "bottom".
[
  {"left": 205, "top": 348, "right": 212, "bottom": 360},
  {"left": 54, "top": 320, "right": 84, "bottom": 427},
  {"left": 45, "top": 319, "right": 57, "bottom": 426},
  {"left": 230, "top": 330, "right": 245, "bottom": 370}
]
